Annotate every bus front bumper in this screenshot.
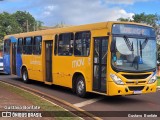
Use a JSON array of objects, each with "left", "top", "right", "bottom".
[{"left": 108, "top": 81, "right": 157, "bottom": 96}]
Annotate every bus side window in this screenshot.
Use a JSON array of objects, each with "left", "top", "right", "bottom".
[
  {"left": 33, "top": 36, "right": 42, "bottom": 55},
  {"left": 23, "top": 37, "right": 32, "bottom": 55},
  {"left": 58, "top": 33, "right": 73, "bottom": 56},
  {"left": 17, "top": 38, "right": 23, "bottom": 54},
  {"left": 4, "top": 39, "right": 11, "bottom": 54},
  {"left": 75, "top": 31, "right": 91, "bottom": 56}
]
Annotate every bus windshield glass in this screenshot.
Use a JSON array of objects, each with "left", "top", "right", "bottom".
[{"left": 111, "top": 24, "right": 156, "bottom": 72}]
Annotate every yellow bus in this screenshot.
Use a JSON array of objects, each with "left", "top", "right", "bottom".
[{"left": 3, "top": 21, "right": 157, "bottom": 97}]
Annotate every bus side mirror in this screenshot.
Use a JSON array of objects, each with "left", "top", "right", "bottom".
[{"left": 110, "top": 40, "right": 116, "bottom": 52}]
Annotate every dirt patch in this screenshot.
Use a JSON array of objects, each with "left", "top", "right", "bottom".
[{"left": 0, "top": 86, "right": 33, "bottom": 111}]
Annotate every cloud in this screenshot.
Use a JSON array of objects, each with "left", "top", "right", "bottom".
[
  {"left": 104, "top": 0, "right": 150, "bottom": 5},
  {"left": 37, "top": 0, "right": 135, "bottom": 26},
  {"left": 0, "top": 0, "right": 152, "bottom": 26},
  {"left": 43, "top": 5, "right": 58, "bottom": 16}
]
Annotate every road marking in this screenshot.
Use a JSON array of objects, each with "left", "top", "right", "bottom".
[{"left": 74, "top": 97, "right": 104, "bottom": 108}]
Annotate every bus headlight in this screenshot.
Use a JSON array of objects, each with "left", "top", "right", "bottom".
[
  {"left": 148, "top": 74, "right": 157, "bottom": 84},
  {"left": 110, "top": 74, "right": 124, "bottom": 85}
]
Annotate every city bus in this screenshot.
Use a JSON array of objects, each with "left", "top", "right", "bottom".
[{"left": 3, "top": 21, "right": 157, "bottom": 97}]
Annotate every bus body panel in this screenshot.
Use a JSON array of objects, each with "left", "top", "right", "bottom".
[
  {"left": 22, "top": 55, "right": 33, "bottom": 79},
  {"left": 32, "top": 55, "right": 43, "bottom": 81},
  {"left": 52, "top": 56, "right": 92, "bottom": 90},
  {"left": 3, "top": 54, "right": 11, "bottom": 74},
  {"left": 16, "top": 54, "right": 22, "bottom": 77}
]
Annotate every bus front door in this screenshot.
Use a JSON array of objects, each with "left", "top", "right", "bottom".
[
  {"left": 45, "top": 41, "right": 53, "bottom": 83},
  {"left": 93, "top": 37, "right": 108, "bottom": 92},
  {"left": 12, "top": 43, "right": 16, "bottom": 75}
]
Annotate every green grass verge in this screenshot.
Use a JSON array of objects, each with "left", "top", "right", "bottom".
[
  {"left": 0, "top": 82, "right": 81, "bottom": 120},
  {"left": 157, "top": 77, "right": 160, "bottom": 86}
]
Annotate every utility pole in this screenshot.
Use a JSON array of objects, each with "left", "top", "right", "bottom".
[
  {"left": 26, "top": 20, "right": 29, "bottom": 32},
  {"left": 34, "top": 22, "right": 35, "bottom": 31}
]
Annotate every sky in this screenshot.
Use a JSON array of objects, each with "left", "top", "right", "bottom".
[{"left": 0, "top": 0, "right": 160, "bottom": 26}]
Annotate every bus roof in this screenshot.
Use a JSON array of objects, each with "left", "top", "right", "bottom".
[{"left": 4, "top": 21, "right": 153, "bottom": 39}]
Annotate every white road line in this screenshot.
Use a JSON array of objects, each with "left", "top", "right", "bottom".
[{"left": 74, "top": 97, "right": 104, "bottom": 108}]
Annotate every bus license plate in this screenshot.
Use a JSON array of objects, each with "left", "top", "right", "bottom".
[{"left": 134, "top": 91, "right": 142, "bottom": 94}]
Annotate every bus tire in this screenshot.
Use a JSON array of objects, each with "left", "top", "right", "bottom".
[
  {"left": 76, "top": 75, "right": 86, "bottom": 97},
  {"left": 22, "top": 68, "right": 29, "bottom": 83}
]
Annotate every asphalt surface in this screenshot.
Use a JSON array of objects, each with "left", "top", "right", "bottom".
[{"left": 0, "top": 72, "right": 160, "bottom": 120}]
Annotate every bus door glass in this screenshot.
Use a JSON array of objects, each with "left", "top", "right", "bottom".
[
  {"left": 3, "top": 39, "right": 11, "bottom": 74},
  {"left": 12, "top": 42, "right": 16, "bottom": 75},
  {"left": 93, "top": 37, "right": 108, "bottom": 92},
  {"left": 45, "top": 40, "right": 53, "bottom": 82}
]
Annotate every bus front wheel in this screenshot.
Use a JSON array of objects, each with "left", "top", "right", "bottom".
[
  {"left": 22, "top": 68, "right": 29, "bottom": 83},
  {"left": 76, "top": 75, "right": 86, "bottom": 97}
]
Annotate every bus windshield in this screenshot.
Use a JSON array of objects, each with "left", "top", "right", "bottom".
[{"left": 111, "top": 36, "right": 156, "bottom": 72}]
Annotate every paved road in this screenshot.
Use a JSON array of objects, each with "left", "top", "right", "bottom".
[{"left": 0, "top": 72, "right": 160, "bottom": 120}]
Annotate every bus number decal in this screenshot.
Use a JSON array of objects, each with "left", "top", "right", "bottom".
[{"left": 72, "top": 58, "right": 84, "bottom": 68}]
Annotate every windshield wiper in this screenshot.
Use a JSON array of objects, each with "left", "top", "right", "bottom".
[
  {"left": 141, "top": 37, "right": 148, "bottom": 49},
  {"left": 123, "top": 35, "right": 134, "bottom": 52},
  {"left": 139, "top": 38, "right": 148, "bottom": 60}
]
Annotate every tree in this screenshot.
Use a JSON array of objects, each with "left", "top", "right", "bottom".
[
  {"left": 117, "top": 12, "right": 160, "bottom": 27},
  {"left": 117, "top": 17, "right": 131, "bottom": 22},
  {"left": 0, "top": 11, "right": 43, "bottom": 51},
  {"left": 36, "top": 21, "right": 44, "bottom": 30},
  {"left": 12, "top": 11, "right": 39, "bottom": 32},
  {"left": 0, "top": 12, "right": 22, "bottom": 40},
  {"left": 132, "top": 13, "right": 160, "bottom": 27}
]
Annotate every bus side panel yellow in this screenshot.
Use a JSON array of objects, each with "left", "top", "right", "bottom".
[
  {"left": 31, "top": 55, "right": 43, "bottom": 81},
  {"left": 22, "top": 55, "right": 34, "bottom": 79}
]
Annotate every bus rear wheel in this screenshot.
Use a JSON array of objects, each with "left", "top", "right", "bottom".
[
  {"left": 22, "top": 68, "right": 29, "bottom": 83},
  {"left": 76, "top": 75, "right": 86, "bottom": 97}
]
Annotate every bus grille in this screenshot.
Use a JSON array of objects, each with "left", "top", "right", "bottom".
[
  {"left": 126, "top": 81, "right": 146, "bottom": 84},
  {"left": 128, "top": 86, "right": 144, "bottom": 91},
  {"left": 122, "top": 74, "right": 150, "bottom": 79}
]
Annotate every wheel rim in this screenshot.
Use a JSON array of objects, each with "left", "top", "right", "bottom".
[
  {"left": 77, "top": 80, "right": 84, "bottom": 94},
  {"left": 23, "top": 71, "right": 27, "bottom": 81}
]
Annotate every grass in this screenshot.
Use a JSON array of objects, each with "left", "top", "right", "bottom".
[
  {"left": 0, "top": 82, "right": 81, "bottom": 120},
  {"left": 157, "top": 77, "right": 160, "bottom": 86}
]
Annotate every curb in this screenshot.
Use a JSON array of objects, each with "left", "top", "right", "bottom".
[{"left": 0, "top": 80, "right": 102, "bottom": 120}]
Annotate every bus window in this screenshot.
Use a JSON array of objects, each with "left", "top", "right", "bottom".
[
  {"left": 23, "top": 37, "right": 32, "bottom": 55},
  {"left": 58, "top": 33, "right": 74, "bottom": 56},
  {"left": 4, "top": 39, "right": 11, "bottom": 54},
  {"left": 17, "top": 38, "right": 23, "bottom": 54},
  {"left": 75, "top": 31, "right": 91, "bottom": 56},
  {"left": 54, "top": 35, "right": 58, "bottom": 55},
  {"left": 33, "top": 36, "right": 42, "bottom": 55}
]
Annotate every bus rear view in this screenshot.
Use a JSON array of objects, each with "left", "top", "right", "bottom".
[{"left": 108, "top": 23, "right": 157, "bottom": 95}]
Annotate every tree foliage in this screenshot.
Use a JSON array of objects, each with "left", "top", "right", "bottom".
[
  {"left": 117, "top": 12, "right": 160, "bottom": 27},
  {"left": 117, "top": 17, "right": 131, "bottom": 22},
  {"left": 0, "top": 11, "right": 43, "bottom": 51},
  {"left": 133, "top": 13, "right": 160, "bottom": 27},
  {"left": 0, "top": 12, "right": 22, "bottom": 40},
  {"left": 12, "top": 11, "right": 36, "bottom": 32}
]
